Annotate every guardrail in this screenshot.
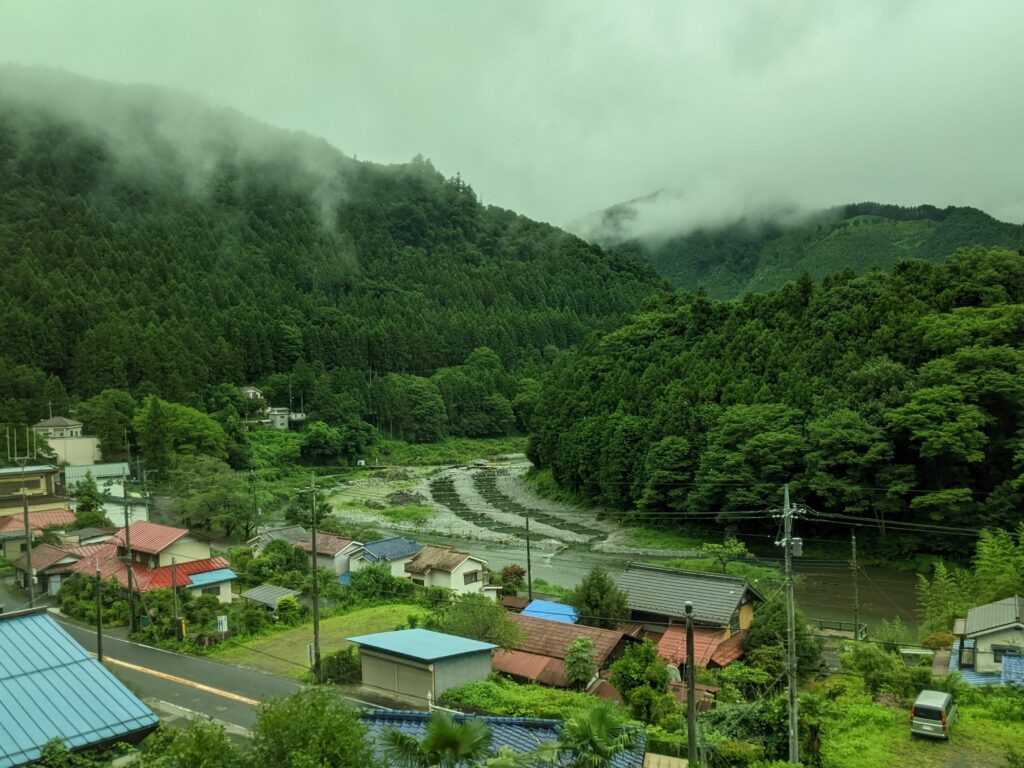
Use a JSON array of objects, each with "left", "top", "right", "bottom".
[{"left": 808, "top": 617, "right": 868, "bottom": 640}]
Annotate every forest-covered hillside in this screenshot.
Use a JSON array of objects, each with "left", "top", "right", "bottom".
[
  {"left": 585, "top": 200, "right": 1024, "bottom": 298},
  {"left": 528, "top": 247, "right": 1024, "bottom": 555},
  {"left": 0, "top": 68, "right": 666, "bottom": 428}
]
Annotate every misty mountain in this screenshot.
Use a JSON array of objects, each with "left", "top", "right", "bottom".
[
  {"left": 579, "top": 197, "right": 1024, "bottom": 298},
  {"left": 0, "top": 67, "right": 666, "bottom": 423}
]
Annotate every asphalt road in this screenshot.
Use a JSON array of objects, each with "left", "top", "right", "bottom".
[{"left": 53, "top": 613, "right": 302, "bottom": 731}]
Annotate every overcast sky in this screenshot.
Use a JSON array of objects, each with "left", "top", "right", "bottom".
[{"left": 2, "top": 1, "right": 1023, "bottom": 232}]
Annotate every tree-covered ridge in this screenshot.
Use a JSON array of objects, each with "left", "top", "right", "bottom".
[
  {"left": 0, "top": 70, "right": 666, "bottom": 425},
  {"left": 528, "top": 247, "right": 1024, "bottom": 555},
  {"left": 591, "top": 201, "right": 1024, "bottom": 298}
]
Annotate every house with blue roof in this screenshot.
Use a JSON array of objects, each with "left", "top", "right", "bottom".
[
  {"left": 347, "top": 628, "right": 495, "bottom": 702},
  {"left": 360, "top": 710, "right": 646, "bottom": 767},
  {"left": 0, "top": 608, "right": 158, "bottom": 768},
  {"left": 350, "top": 535, "right": 423, "bottom": 578},
  {"left": 521, "top": 599, "right": 577, "bottom": 624}
]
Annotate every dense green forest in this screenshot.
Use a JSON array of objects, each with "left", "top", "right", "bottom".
[
  {"left": 0, "top": 68, "right": 666, "bottom": 438},
  {"left": 528, "top": 247, "right": 1024, "bottom": 555},
  {"left": 587, "top": 199, "right": 1024, "bottom": 298}
]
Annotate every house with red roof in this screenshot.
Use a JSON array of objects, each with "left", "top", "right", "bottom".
[
  {"left": 68, "top": 521, "right": 236, "bottom": 603},
  {"left": 0, "top": 509, "right": 77, "bottom": 560},
  {"left": 12, "top": 542, "right": 106, "bottom": 597}
]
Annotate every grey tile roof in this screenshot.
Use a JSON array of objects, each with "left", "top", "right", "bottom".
[
  {"left": 241, "top": 584, "right": 302, "bottom": 608},
  {"left": 33, "top": 417, "right": 82, "bottom": 428},
  {"left": 616, "top": 562, "right": 763, "bottom": 626},
  {"left": 360, "top": 711, "right": 645, "bottom": 768},
  {"left": 0, "top": 609, "right": 158, "bottom": 768},
  {"left": 361, "top": 536, "right": 422, "bottom": 562},
  {"left": 247, "top": 525, "right": 309, "bottom": 550},
  {"left": 966, "top": 595, "right": 1024, "bottom": 636}
]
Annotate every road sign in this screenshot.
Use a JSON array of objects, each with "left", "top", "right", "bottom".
[{"left": 217, "top": 615, "right": 228, "bottom": 634}]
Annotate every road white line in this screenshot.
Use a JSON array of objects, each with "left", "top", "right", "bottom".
[{"left": 98, "top": 654, "right": 261, "bottom": 706}]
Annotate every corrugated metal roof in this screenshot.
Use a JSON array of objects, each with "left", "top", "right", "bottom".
[
  {"left": 241, "top": 584, "right": 302, "bottom": 608},
  {"left": 508, "top": 614, "right": 627, "bottom": 666},
  {"left": 710, "top": 630, "right": 747, "bottom": 667},
  {"left": 0, "top": 465, "right": 58, "bottom": 479},
  {"left": 521, "top": 600, "right": 577, "bottom": 624},
  {"left": 656, "top": 626, "right": 724, "bottom": 667},
  {"left": 966, "top": 595, "right": 1024, "bottom": 636},
  {"left": 348, "top": 629, "right": 496, "bottom": 661},
  {"left": 112, "top": 521, "right": 189, "bottom": 554},
  {"left": 186, "top": 568, "right": 236, "bottom": 587},
  {"left": 0, "top": 610, "right": 158, "bottom": 768},
  {"left": 64, "top": 463, "right": 130, "bottom": 487},
  {"left": 493, "top": 649, "right": 567, "bottom": 687},
  {"left": 0, "top": 509, "right": 76, "bottom": 537},
  {"left": 360, "top": 536, "right": 422, "bottom": 562},
  {"left": 360, "top": 710, "right": 645, "bottom": 768},
  {"left": 617, "top": 563, "right": 761, "bottom": 626}
]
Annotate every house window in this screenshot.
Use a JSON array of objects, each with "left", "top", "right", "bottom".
[
  {"left": 730, "top": 611, "right": 740, "bottom": 634},
  {"left": 412, "top": 578, "right": 425, "bottom": 586},
  {"left": 201, "top": 586, "right": 221, "bottom": 597},
  {"left": 993, "top": 645, "right": 1021, "bottom": 663},
  {"left": 464, "top": 570, "right": 480, "bottom": 585}
]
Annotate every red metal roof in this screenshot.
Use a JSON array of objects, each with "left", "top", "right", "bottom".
[
  {"left": 68, "top": 546, "right": 230, "bottom": 593},
  {"left": 0, "top": 509, "right": 76, "bottom": 534},
  {"left": 500, "top": 595, "right": 530, "bottom": 611},
  {"left": 493, "top": 649, "right": 568, "bottom": 687},
  {"left": 112, "top": 521, "right": 189, "bottom": 554},
  {"left": 656, "top": 625, "right": 726, "bottom": 668},
  {"left": 710, "top": 630, "right": 747, "bottom": 667},
  {"left": 508, "top": 613, "right": 627, "bottom": 666}
]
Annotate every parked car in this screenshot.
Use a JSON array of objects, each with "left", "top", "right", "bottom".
[{"left": 910, "top": 690, "right": 958, "bottom": 740}]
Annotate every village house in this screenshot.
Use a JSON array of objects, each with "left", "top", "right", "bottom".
[
  {"left": 349, "top": 535, "right": 424, "bottom": 578},
  {"left": 12, "top": 541, "right": 106, "bottom": 596},
  {"left": 403, "top": 544, "right": 496, "bottom": 597},
  {"left": 297, "top": 532, "right": 362, "bottom": 574},
  {"left": 615, "top": 562, "right": 764, "bottom": 669},
  {"left": 32, "top": 416, "right": 101, "bottom": 465},
  {"left": 0, "top": 508, "right": 77, "bottom": 561},
  {"left": 952, "top": 595, "right": 1024, "bottom": 681},
  {"left": 0, "top": 464, "right": 68, "bottom": 518},
  {"left": 247, "top": 524, "right": 310, "bottom": 555},
  {"left": 492, "top": 612, "right": 636, "bottom": 688},
  {"left": 68, "top": 520, "right": 236, "bottom": 603}
]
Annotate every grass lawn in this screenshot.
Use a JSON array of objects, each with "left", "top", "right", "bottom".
[
  {"left": 373, "top": 436, "right": 527, "bottom": 466},
  {"left": 210, "top": 603, "right": 425, "bottom": 678},
  {"left": 626, "top": 528, "right": 706, "bottom": 551}
]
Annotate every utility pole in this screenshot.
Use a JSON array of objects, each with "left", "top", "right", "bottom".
[
  {"left": 122, "top": 469, "right": 136, "bottom": 633},
  {"left": 95, "top": 560, "right": 103, "bottom": 662},
  {"left": 309, "top": 472, "right": 322, "bottom": 683},
  {"left": 171, "top": 557, "right": 179, "bottom": 621},
  {"left": 851, "top": 531, "right": 860, "bottom": 640},
  {"left": 782, "top": 484, "right": 800, "bottom": 765},
  {"left": 525, "top": 508, "right": 533, "bottom": 602},
  {"left": 685, "top": 601, "right": 697, "bottom": 767},
  {"left": 8, "top": 428, "right": 37, "bottom": 608}
]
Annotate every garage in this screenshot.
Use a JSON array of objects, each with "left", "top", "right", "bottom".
[{"left": 347, "top": 628, "right": 496, "bottom": 703}]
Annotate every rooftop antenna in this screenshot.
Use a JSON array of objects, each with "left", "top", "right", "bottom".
[{"left": 6, "top": 427, "right": 38, "bottom": 607}]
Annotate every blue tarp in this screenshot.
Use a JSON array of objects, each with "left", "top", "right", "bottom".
[
  {"left": 521, "top": 599, "right": 578, "bottom": 624},
  {"left": 1002, "top": 654, "right": 1024, "bottom": 687},
  {"left": 0, "top": 610, "right": 158, "bottom": 768}
]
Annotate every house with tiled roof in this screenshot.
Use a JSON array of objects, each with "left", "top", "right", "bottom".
[
  {"left": 615, "top": 562, "right": 763, "bottom": 668},
  {"left": 350, "top": 536, "right": 423, "bottom": 578},
  {"left": 492, "top": 613, "right": 637, "bottom": 688},
  {"left": 11, "top": 543, "right": 95, "bottom": 597},
  {"left": 248, "top": 524, "right": 310, "bottom": 555},
  {"left": 0, "top": 608, "right": 158, "bottom": 768},
  {"left": 0, "top": 508, "right": 77, "bottom": 560},
  {"left": 68, "top": 521, "right": 236, "bottom": 603},
  {"left": 297, "top": 532, "right": 362, "bottom": 574},
  {"left": 403, "top": 544, "right": 495, "bottom": 597},
  {"left": 360, "top": 710, "right": 646, "bottom": 768},
  {"left": 952, "top": 595, "right": 1024, "bottom": 678}
]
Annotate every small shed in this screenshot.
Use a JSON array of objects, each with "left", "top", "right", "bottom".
[
  {"left": 241, "top": 584, "right": 302, "bottom": 612},
  {"left": 347, "top": 628, "right": 495, "bottom": 703}
]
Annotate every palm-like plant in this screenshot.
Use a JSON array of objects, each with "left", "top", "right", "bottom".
[
  {"left": 557, "top": 700, "right": 642, "bottom": 768},
  {"left": 381, "top": 712, "right": 494, "bottom": 768}
]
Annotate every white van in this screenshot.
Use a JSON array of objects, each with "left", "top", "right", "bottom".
[{"left": 910, "top": 690, "right": 957, "bottom": 740}]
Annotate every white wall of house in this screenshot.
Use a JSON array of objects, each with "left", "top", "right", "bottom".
[
  {"left": 48, "top": 436, "right": 100, "bottom": 465},
  {"left": 350, "top": 553, "right": 415, "bottom": 577},
  {"left": 187, "top": 580, "right": 234, "bottom": 604},
  {"left": 973, "top": 626, "right": 1024, "bottom": 673},
  {"left": 158, "top": 536, "right": 212, "bottom": 567}
]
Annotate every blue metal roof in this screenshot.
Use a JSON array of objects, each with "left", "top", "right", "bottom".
[
  {"left": 360, "top": 710, "right": 645, "bottom": 767},
  {"left": 361, "top": 536, "right": 422, "bottom": 562},
  {"left": 338, "top": 571, "right": 352, "bottom": 586},
  {"left": 348, "top": 629, "right": 496, "bottom": 661},
  {"left": 0, "top": 610, "right": 158, "bottom": 768},
  {"left": 521, "top": 599, "right": 578, "bottom": 624},
  {"left": 186, "top": 568, "right": 237, "bottom": 587}
]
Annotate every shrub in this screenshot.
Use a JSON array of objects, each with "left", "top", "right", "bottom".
[
  {"left": 921, "top": 630, "right": 956, "bottom": 649},
  {"left": 322, "top": 646, "right": 361, "bottom": 685}
]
